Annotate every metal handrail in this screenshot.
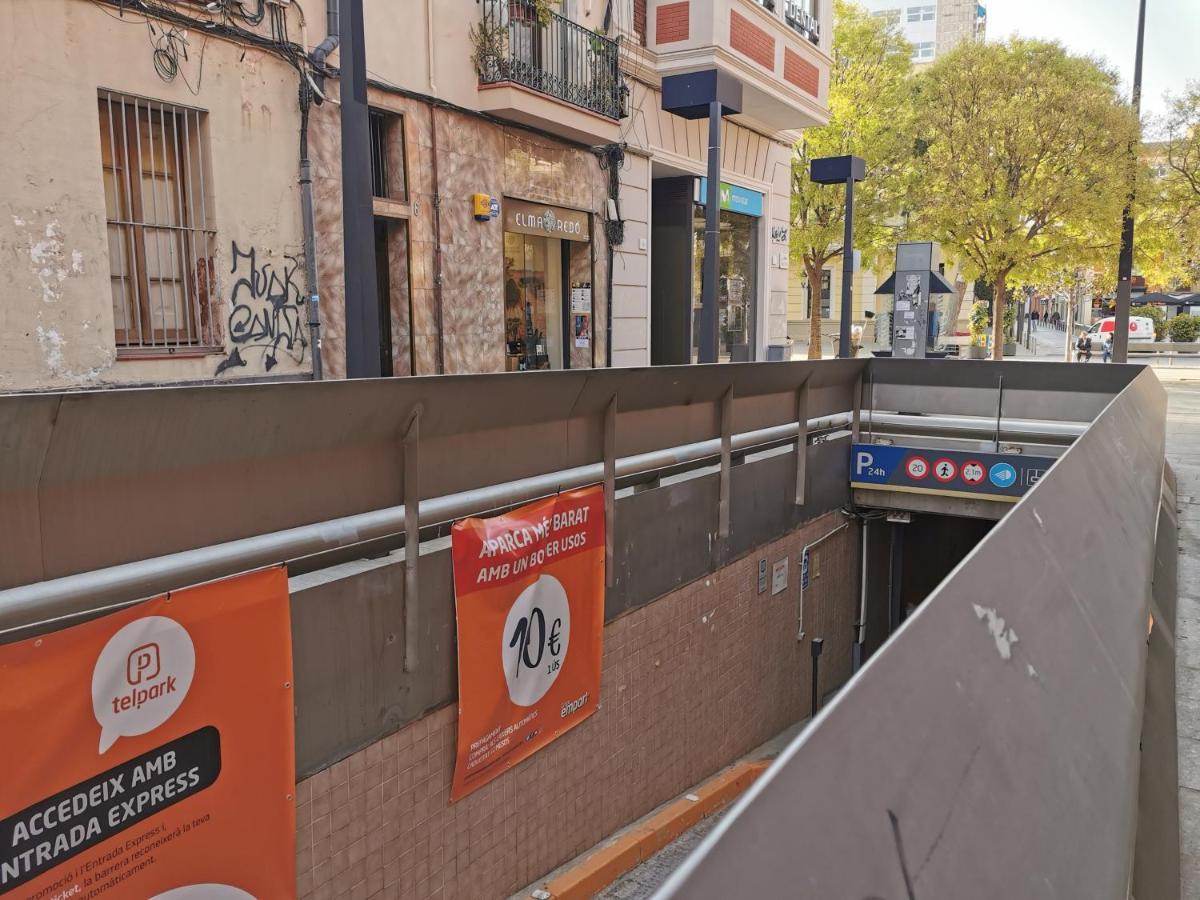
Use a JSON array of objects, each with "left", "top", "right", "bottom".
[
  {"left": 0, "top": 412, "right": 855, "bottom": 632},
  {"left": 477, "top": 0, "right": 625, "bottom": 119},
  {"left": 0, "top": 408, "right": 1089, "bottom": 632}
]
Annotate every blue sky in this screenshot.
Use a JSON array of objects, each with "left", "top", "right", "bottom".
[{"left": 985, "top": 0, "right": 1199, "bottom": 122}]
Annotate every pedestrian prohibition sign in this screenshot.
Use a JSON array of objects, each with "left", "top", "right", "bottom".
[
  {"left": 933, "top": 459, "right": 957, "bottom": 483},
  {"left": 905, "top": 456, "right": 929, "bottom": 480}
]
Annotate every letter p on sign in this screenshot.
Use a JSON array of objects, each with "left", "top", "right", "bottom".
[{"left": 854, "top": 450, "right": 874, "bottom": 476}]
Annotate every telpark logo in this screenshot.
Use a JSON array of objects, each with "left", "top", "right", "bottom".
[{"left": 92, "top": 616, "right": 195, "bottom": 753}]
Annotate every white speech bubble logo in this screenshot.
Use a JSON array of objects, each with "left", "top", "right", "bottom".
[
  {"left": 502, "top": 574, "right": 570, "bottom": 707},
  {"left": 151, "top": 886, "right": 256, "bottom": 900},
  {"left": 92, "top": 615, "right": 195, "bottom": 754}
]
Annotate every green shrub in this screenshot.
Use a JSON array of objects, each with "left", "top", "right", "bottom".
[
  {"left": 1131, "top": 304, "right": 1167, "bottom": 340},
  {"left": 1168, "top": 314, "right": 1200, "bottom": 343},
  {"left": 968, "top": 301, "right": 990, "bottom": 342}
]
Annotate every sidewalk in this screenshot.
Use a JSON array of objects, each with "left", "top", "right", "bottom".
[{"left": 514, "top": 720, "right": 808, "bottom": 900}]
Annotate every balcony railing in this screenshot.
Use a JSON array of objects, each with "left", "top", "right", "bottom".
[
  {"left": 751, "top": 0, "right": 821, "bottom": 45},
  {"left": 475, "top": 0, "right": 627, "bottom": 120}
]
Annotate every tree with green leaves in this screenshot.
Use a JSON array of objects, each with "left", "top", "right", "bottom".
[
  {"left": 790, "top": 0, "right": 913, "bottom": 359},
  {"left": 1152, "top": 84, "right": 1200, "bottom": 288},
  {"left": 909, "top": 39, "right": 1138, "bottom": 359}
]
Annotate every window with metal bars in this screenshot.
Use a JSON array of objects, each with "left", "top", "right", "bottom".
[
  {"left": 368, "top": 109, "right": 407, "bottom": 200},
  {"left": 98, "top": 90, "right": 218, "bottom": 353}
]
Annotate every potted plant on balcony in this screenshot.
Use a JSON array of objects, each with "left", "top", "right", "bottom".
[
  {"left": 470, "top": 11, "right": 508, "bottom": 82},
  {"left": 585, "top": 28, "right": 623, "bottom": 118},
  {"left": 965, "top": 300, "right": 989, "bottom": 358}
]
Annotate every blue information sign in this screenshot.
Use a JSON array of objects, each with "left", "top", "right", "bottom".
[
  {"left": 694, "top": 178, "right": 765, "bottom": 217},
  {"left": 850, "top": 444, "right": 1055, "bottom": 501}
]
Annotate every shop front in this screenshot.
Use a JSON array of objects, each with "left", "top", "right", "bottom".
[
  {"left": 502, "top": 198, "right": 594, "bottom": 371},
  {"left": 650, "top": 176, "right": 765, "bottom": 365}
]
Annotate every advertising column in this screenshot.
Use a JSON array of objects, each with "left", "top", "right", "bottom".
[{"left": 0, "top": 567, "right": 295, "bottom": 899}]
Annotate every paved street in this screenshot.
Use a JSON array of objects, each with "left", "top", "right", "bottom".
[{"left": 1166, "top": 376, "right": 1200, "bottom": 897}]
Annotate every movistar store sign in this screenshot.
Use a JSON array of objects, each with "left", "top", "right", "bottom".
[{"left": 694, "top": 178, "right": 765, "bottom": 217}]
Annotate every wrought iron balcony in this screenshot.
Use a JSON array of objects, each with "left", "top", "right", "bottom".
[{"left": 474, "top": 0, "right": 627, "bottom": 121}]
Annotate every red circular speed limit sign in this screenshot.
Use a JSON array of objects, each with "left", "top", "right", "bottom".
[
  {"left": 905, "top": 456, "right": 930, "bottom": 480},
  {"left": 933, "top": 458, "right": 957, "bottom": 482},
  {"left": 961, "top": 460, "right": 985, "bottom": 485}
]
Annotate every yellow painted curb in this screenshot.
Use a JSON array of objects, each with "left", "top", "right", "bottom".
[{"left": 538, "top": 760, "right": 770, "bottom": 900}]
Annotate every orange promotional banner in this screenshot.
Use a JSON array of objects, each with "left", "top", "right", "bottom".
[
  {"left": 450, "top": 485, "right": 605, "bottom": 801},
  {"left": 0, "top": 567, "right": 295, "bottom": 899}
]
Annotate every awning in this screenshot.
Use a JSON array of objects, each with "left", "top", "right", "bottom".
[
  {"left": 875, "top": 271, "right": 959, "bottom": 295},
  {"left": 1136, "top": 291, "right": 1200, "bottom": 306}
]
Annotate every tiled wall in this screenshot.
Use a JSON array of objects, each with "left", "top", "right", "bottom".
[
  {"left": 311, "top": 91, "right": 612, "bottom": 378},
  {"left": 295, "top": 510, "right": 859, "bottom": 899}
]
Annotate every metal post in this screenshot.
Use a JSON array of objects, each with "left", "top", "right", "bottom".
[
  {"left": 701, "top": 100, "right": 722, "bottom": 364},
  {"left": 1113, "top": 0, "right": 1147, "bottom": 365},
  {"left": 810, "top": 638, "right": 824, "bottom": 719},
  {"left": 839, "top": 177, "right": 855, "bottom": 358},
  {"left": 341, "top": 0, "right": 382, "bottom": 378}
]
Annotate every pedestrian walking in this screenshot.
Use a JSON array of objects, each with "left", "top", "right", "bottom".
[
  {"left": 1031, "top": 310, "right": 1040, "bottom": 330},
  {"left": 1102, "top": 333, "right": 1113, "bottom": 363}
]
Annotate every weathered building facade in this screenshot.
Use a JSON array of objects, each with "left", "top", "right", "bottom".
[{"left": 0, "top": 0, "right": 830, "bottom": 390}]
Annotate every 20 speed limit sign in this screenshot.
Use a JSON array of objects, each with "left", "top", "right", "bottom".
[{"left": 905, "top": 456, "right": 930, "bottom": 480}]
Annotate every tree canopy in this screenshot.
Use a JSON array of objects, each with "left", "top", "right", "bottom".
[
  {"left": 909, "top": 39, "right": 1138, "bottom": 357},
  {"left": 789, "top": 0, "right": 913, "bottom": 358}
]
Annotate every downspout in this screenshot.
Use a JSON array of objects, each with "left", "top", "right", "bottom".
[
  {"left": 301, "top": 0, "right": 341, "bottom": 380},
  {"left": 430, "top": 106, "right": 446, "bottom": 373},
  {"left": 426, "top": 0, "right": 437, "bottom": 94},
  {"left": 299, "top": 94, "right": 322, "bottom": 380}
]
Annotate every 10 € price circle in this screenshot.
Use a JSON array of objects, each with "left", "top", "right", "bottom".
[{"left": 502, "top": 574, "right": 571, "bottom": 706}]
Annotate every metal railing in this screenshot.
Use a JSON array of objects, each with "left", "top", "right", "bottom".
[{"left": 476, "top": 0, "right": 626, "bottom": 120}]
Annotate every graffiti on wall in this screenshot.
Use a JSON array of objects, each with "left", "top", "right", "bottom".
[{"left": 215, "top": 241, "right": 307, "bottom": 375}]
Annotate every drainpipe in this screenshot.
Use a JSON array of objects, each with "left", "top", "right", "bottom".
[
  {"left": 429, "top": 106, "right": 446, "bottom": 373},
  {"left": 298, "top": 0, "right": 340, "bottom": 380},
  {"left": 426, "top": 0, "right": 437, "bottom": 94},
  {"left": 299, "top": 99, "right": 323, "bottom": 380},
  {"left": 312, "top": 0, "right": 340, "bottom": 77}
]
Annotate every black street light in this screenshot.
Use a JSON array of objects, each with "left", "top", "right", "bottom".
[
  {"left": 661, "top": 70, "right": 743, "bottom": 364},
  {"left": 811, "top": 156, "right": 867, "bottom": 358},
  {"left": 1113, "top": 0, "right": 1148, "bottom": 364}
]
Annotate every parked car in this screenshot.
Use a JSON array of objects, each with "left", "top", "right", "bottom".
[{"left": 1085, "top": 316, "right": 1156, "bottom": 343}]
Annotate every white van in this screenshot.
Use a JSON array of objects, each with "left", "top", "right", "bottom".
[{"left": 1085, "top": 316, "right": 1156, "bottom": 344}]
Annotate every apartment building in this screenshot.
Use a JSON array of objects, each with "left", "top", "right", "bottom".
[
  {"left": 0, "top": 0, "right": 830, "bottom": 389},
  {"left": 859, "top": 0, "right": 986, "bottom": 64}
]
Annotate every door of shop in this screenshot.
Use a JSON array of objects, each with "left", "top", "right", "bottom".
[{"left": 504, "top": 232, "right": 568, "bottom": 371}]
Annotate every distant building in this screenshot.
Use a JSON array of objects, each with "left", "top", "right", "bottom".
[{"left": 857, "top": 0, "right": 986, "bottom": 65}]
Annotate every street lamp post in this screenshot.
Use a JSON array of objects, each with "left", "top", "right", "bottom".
[
  {"left": 1112, "top": 0, "right": 1148, "bottom": 364},
  {"left": 811, "top": 156, "right": 867, "bottom": 358}
]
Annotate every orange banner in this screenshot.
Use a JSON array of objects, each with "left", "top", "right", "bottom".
[
  {"left": 450, "top": 486, "right": 605, "bottom": 801},
  {"left": 0, "top": 567, "right": 295, "bottom": 899}
]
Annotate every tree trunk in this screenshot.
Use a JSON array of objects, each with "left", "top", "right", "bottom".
[
  {"left": 991, "top": 272, "right": 1009, "bottom": 361},
  {"left": 807, "top": 260, "right": 824, "bottom": 360}
]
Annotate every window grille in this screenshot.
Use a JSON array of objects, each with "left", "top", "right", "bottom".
[{"left": 98, "top": 90, "right": 218, "bottom": 352}]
